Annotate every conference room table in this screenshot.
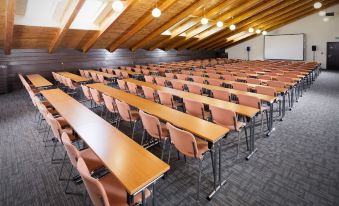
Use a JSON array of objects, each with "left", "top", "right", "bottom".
[
  {"left": 87, "top": 83, "right": 229, "bottom": 200},
  {"left": 26, "top": 74, "right": 53, "bottom": 89},
  {"left": 123, "top": 79, "right": 260, "bottom": 161},
  {"left": 41, "top": 89, "right": 169, "bottom": 205},
  {"left": 58, "top": 72, "right": 91, "bottom": 83},
  {"left": 88, "top": 69, "right": 118, "bottom": 84}
]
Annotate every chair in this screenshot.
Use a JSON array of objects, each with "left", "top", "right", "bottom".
[
  {"left": 155, "top": 77, "right": 167, "bottom": 86},
  {"left": 169, "top": 80, "right": 184, "bottom": 91},
  {"left": 117, "top": 79, "right": 128, "bottom": 92},
  {"left": 157, "top": 90, "right": 182, "bottom": 109},
  {"left": 165, "top": 73, "right": 175, "bottom": 78},
  {"left": 232, "top": 82, "right": 249, "bottom": 92},
  {"left": 79, "top": 70, "right": 86, "bottom": 77},
  {"left": 142, "top": 86, "right": 158, "bottom": 102},
  {"left": 65, "top": 78, "right": 79, "bottom": 96},
  {"left": 97, "top": 74, "right": 109, "bottom": 85},
  {"left": 77, "top": 157, "right": 151, "bottom": 206},
  {"left": 259, "top": 75, "right": 272, "bottom": 80},
  {"left": 221, "top": 74, "right": 236, "bottom": 81},
  {"left": 139, "top": 110, "right": 169, "bottom": 159},
  {"left": 267, "top": 80, "right": 286, "bottom": 88},
  {"left": 207, "top": 79, "right": 222, "bottom": 86},
  {"left": 166, "top": 122, "right": 211, "bottom": 200},
  {"left": 210, "top": 106, "right": 248, "bottom": 157},
  {"left": 61, "top": 132, "right": 103, "bottom": 194},
  {"left": 91, "top": 72, "right": 100, "bottom": 83},
  {"left": 106, "top": 68, "right": 114, "bottom": 74},
  {"left": 113, "top": 69, "right": 122, "bottom": 78},
  {"left": 207, "top": 73, "right": 220, "bottom": 79},
  {"left": 102, "top": 94, "right": 119, "bottom": 124},
  {"left": 237, "top": 94, "right": 268, "bottom": 135},
  {"left": 144, "top": 75, "right": 155, "bottom": 84},
  {"left": 255, "top": 86, "right": 276, "bottom": 96},
  {"left": 187, "top": 84, "right": 203, "bottom": 95},
  {"left": 115, "top": 99, "right": 140, "bottom": 139},
  {"left": 89, "top": 88, "right": 105, "bottom": 116},
  {"left": 191, "top": 76, "right": 205, "bottom": 84},
  {"left": 246, "top": 78, "right": 261, "bottom": 85},
  {"left": 126, "top": 82, "right": 141, "bottom": 96},
  {"left": 183, "top": 98, "right": 210, "bottom": 120},
  {"left": 176, "top": 74, "right": 188, "bottom": 80},
  {"left": 101, "top": 68, "right": 108, "bottom": 73},
  {"left": 83, "top": 70, "right": 91, "bottom": 78},
  {"left": 211, "top": 89, "right": 230, "bottom": 102},
  {"left": 142, "top": 69, "right": 150, "bottom": 75}
]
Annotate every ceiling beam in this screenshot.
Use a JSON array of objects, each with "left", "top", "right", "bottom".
[
  {"left": 4, "top": 0, "right": 15, "bottom": 55},
  {"left": 220, "top": 0, "right": 338, "bottom": 49},
  {"left": 107, "top": 0, "right": 178, "bottom": 52},
  {"left": 48, "top": 0, "right": 85, "bottom": 53},
  {"left": 205, "top": 0, "right": 316, "bottom": 49},
  {"left": 130, "top": 0, "right": 209, "bottom": 52},
  {"left": 150, "top": 0, "right": 241, "bottom": 50},
  {"left": 81, "top": 0, "right": 135, "bottom": 53}
]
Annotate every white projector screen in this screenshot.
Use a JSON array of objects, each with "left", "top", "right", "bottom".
[{"left": 264, "top": 34, "right": 304, "bottom": 60}]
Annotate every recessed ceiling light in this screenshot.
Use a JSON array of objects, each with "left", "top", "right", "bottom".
[
  {"left": 262, "top": 31, "right": 267, "bottom": 35},
  {"left": 314, "top": 2, "right": 322, "bottom": 9},
  {"left": 201, "top": 17, "right": 208, "bottom": 25},
  {"left": 229, "top": 24, "right": 236, "bottom": 30},
  {"left": 248, "top": 28, "right": 254, "bottom": 33},
  {"left": 256, "top": 29, "right": 261, "bottom": 34},
  {"left": 152, "top": 8, "right": 161, "bottom": 18},
  {"left": 216, "top": 21, "right": 223, "bottom": 27},
  {"left": 112, "top": 0, "right": 124, "bottom": 12}
]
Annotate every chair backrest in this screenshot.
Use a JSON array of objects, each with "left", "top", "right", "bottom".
[
  {"left": 165, "top": 73, "right": 175, "bottom": 78},
  {"left": 142, "top": 86, "right": 156, "bottom": 101},
  {"left": 166, "top": 123, "right": 199, "bottom": 159},
  {"left": 187, "top": 84, "right": 202, "bottom": 95},
  {"left": 107, "top": 68, "right": 114, "bottom": 74},
  {"left": 207, "top": 79, "right": 222, "bottom": 86},
  {"left": 237, "top": 94, "right": 260, "bottom": 109},
  {"left": 211, "top": 89, "right": 230, "bottom": 101},
  {"left": 157, "top": 90, "right": 174, "bottom": 108},
  {"left": 46, "top": 113, "right": 63, "bottom": 142},
  {"left": 89, "top": 88, "right": 102, "bottom": 104},
  {"left": 222, "top": 74, "right": 236, "bottom": 81},
  {"left": 232, "top": 82, "right": 249, "bottom": 92},
  {"left": 207, "top": 73, "right": 220, "bottom": 79},
  {"left": 121, "top": 71, "right": 129, "bottom": 78},
  {"left": 192, "top": 76, "right": 205, "bottom": 84},
  {"left": 83, "top": 70, "right": 91, "bottom": 78},
  {"left": 134, "top": 68, "right": 141, "bottom": 73},
  {"left": 246, "top": 78, "right": 261, "bottom": 85},
  {"left": 255, "top": 86, "right": 276, "bottom": 96},
  {"left": 81, "top": 85, "right": 92, "bottom": 100},
  {"left": 142, "top": 69, "right": 150, "bottom": 75},
  {"left": 139, "top": 110, "right": 164, "bottom": 139},
  {"left": 101, "top": 68, "right": 107, "bottom": 73},
  {"left": 97, "top": 74, "right": 105, "bottom": 84},
  {"left": 91, "top": 72, "right": 100, "bottom": 82},
  {"left": 176, "top": 74, "right": 188, "bottom": 80},
  {"left": 180, "top": 70, "right": 191, "bottom": 75},
  {"left": 77, "top": 157, "right": 110, "bottom": 206},
  {"left": 102, "top": 93, "right": 117, "bottom": 113},
  {"left": 115, "top": 99, "right": 133, "bottom": 122},
  {"left": 170, "top": 80, "right": 184, "bottom": 91},
  {"left": 79, "top": 70, "right": 85, "bottom": 77},
  {"left": 155, "top": 77, "right": 166, "bottom": 86},
  {"left": 113, "top": 69, "right": 122, "bottom": 77},
  {"left": 144, "top": 75, "right": 154, "bottom": 83},
  {"left": 183, "top": 98, "right": 204, "bottom": 119},
  {"left": 260, "top": 75, "right": 272, "bottom": 80},
  {"left": 267, "top": 80, "right": 285, "bottom": 88},
  {"left": 117, "top": 79, "right": 127, "bottom": 91},
  {"left": 210, "top": 105, "right": 236, "bottom": 129},
  {"left": 126, "top": 82, "right": 139, "bottom": 95},
  {"left": 62, "top": 132, "right": 79, "bottom": 167}
]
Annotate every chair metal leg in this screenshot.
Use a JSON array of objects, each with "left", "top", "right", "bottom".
[
  {"left": 59, "top": 152, "right": 68, "bottom": 181},
  {"left": 141, "top": 129, "right": 146, "bottom": 145},
  {"left": 65, "top": 165, "right": 74, "bottom": 194},
  {"left": 197, "top": 159, "right": 203, "bottom": 201},
  {"left": 260, "top": 112, "right": 264, "bottom": 135},
  {"left": 161, "top": 139, "right": 167, "bottom": 160},
  {"left": 237, "top": 132, "right": 240, "bottom": 159},
  {"left": 131, "top": 121, "right": 137, "bottom": 140},
  {"left": 167, "top": 142, "right": 172, "bottom": 164}
]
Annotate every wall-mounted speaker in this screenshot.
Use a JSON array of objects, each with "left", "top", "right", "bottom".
[
  {"left": 312, "top": 45, "right": 317, "bottom": 51},
  {"left": 246, "top": 46, "right": 251, "bottom": 51}
]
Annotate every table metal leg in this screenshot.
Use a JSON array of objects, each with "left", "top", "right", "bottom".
[
  {"left": 280, "top": 93, "right": 286, "bottom": 121},
  {"left": 246, "top": 116, "right": 257, "bottom": 160},
  {"left": 266, "top": 103, "right": 275, "bottom": 136}
]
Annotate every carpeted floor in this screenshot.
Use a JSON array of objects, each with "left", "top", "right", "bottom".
[{"left": 1, "top": 70, "right": 339, "bottom": 206}]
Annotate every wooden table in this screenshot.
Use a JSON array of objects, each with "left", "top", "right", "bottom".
[
  {"left": 87, "top": 83, "right": 229, "bottom": 199},
  {"left": 41, "top": 89, "right": 169, "bottom": 204},
  {"left": 26, "top": 74, "right": 53, "bottom": 88},
  {"left": 87, "top": 70, "right": 118, "bottom": 79},
  {"left": 58, "top": 72, "right": 91, "bottom": 83}
]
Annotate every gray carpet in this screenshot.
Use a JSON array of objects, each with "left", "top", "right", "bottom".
[{"left": 1, "top": 70, "right": 339, "bottom": 206}]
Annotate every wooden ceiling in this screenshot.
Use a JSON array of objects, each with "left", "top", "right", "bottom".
[{"left": 1, "top": 0, "right": 338, "bottom": 55}]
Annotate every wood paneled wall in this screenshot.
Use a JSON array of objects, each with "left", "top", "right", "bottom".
[{"left": 0, "top": 48, "right": 218, "bottom": 91}]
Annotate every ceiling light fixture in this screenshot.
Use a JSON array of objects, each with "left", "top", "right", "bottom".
[
  {"left": 112, "top": 0, "right": 124, "bottom": 12},
  {"left": 230, "top": 24, "right": 236, "bottom": 30},
  {"left": 262, "top": 31, "right": 267, "bottom": 35},
  {"left": 256, "top": 29, "right": 261, "bottom": 34},
  {"left": 201, "top": 17, "right": 208, "bottom": 25},
  {"left": 216, "top": 21, "right": 223, "bottom": 27},
  {"left": 248, "top": 28, "right": 254, "bottom": 33},
  {"left": 314, "top": 2, "right": 322, "bottom": 9},
  {"left": 152, "top": 0, "right": 161, "bottom": 18},
  {"left": 319, "top": 10, "right": 326, "bottom": 16}
]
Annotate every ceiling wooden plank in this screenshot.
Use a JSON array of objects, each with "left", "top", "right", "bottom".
[
  {"left": 107, "top": 0, "right": 178, "bottom": 52},
  {"left": 205, "top": 0, "right": 316, "bottom": 49},
  {"left": 149, "top": 0, "right": 240, "bottom": 50},
  {"left": 130, "top": 0, "right": 209, "bottom": 52},
  {"left": 48, "top": 0, "right": 85, "bottom": 53},
  {"left": 4, "top": 0, "right": 15, "bottom": 55},
  {"left": 81, "top": 0, "right": 135, "bottom": 53}
]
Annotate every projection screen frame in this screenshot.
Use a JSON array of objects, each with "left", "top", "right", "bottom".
[{"left": 263, "top": 33, "right": 305, "bottom": 61}]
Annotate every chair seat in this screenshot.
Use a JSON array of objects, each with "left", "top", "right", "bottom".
[
  {"left": 203, "top": 111, "right": 211, "bottom": 120},
  {"left": 196, "top": 138, "right": 209, "bottom": 159},
  {"left": 224, "top": 121, "right": 246, "bottom": 132},
  {"left": 160, "top": 123, "right": 169, "bottom": 139},
  {"left": 79, "top": 148, "right": 103, "bottom": 172},
  {"left": 99, "top": 173, "right": 151, "bottom": 206},
  {"left": 56, "top": 117, "right": 69, "bottom": 128},
  {"left": 172, "top": 101, "right": 183, "bottom": 109},
  {"left": 62, "top": 127, "right": 74, "bottom": 139},
  {"left": 129, "top": 110, "right": 140, "bottom": 121}
]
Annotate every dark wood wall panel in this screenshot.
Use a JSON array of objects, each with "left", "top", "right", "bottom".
[{"left": 0, "top": 48, "right": 217, "bottom": 92}]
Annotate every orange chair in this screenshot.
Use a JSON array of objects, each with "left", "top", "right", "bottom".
[
  {"left": 176, "top": 74, "right": 188, "bottom": 80},
  {"left": 83, "top": 70, "right": 91, "bottom": 78},
  {"left": 144, "top": 75, "right": 155, "bottom": 84},
  {"left": 191, "top": 76, "right": 205, "bottom": 84},
  {"left": 90, "top": 72, "right": 100, "bottom": 83},
  {"left": 211, "top": 89, "right": 230, "bottom": 102},
  {"left": 183, "top": 98, "right": 210, "bottom": 120},
  {"left": 210, "top": 106, "right": 248, "bottom": 157},
  {"left": 141, "top": 86, "right": 159, "bottom": 102},
  {"left": 157, "top": 90, "right": 182, "bottom": 110},
  {"left": 165, "top": 73, "right": 175, "bottom": 78},
  {"left": 115, "top": 99, "right": 140, "bottom": 139},
  {"left": 170, "top": 80, "right": 185, "bottom": 91},
  {"left": 221, "top": 74, "right": 236, "bottom": 81},
  {"left": 187, "top": 84, "right": 203, "bottom": 95},
  {"left": 121, "top": 70, "right": 129, "bottom": 79},
  {"left": 102, "top": 93, "right": 119, "bottom": 125},
  {"left": 117, "top": 79, "right": 128, "bottom": 92},
  {"left": 139, "top": 110, "right": 169, "bottom": 159},
  {"left": 246, "top": 78, "right": 261, "bottom": 85},
  {"left": 77, "top": 157, "right": 151, "bottom": 206},
  {"left": 97, "top": 74, "right": 109, "bottom": 85},
  {"left": 166, "top": 122, "right": 211, "bottom": 200},
  {"left": 208, "top": 79, "right": 223, "bottom": 86},
  {"left": 155, "top": 77, "right": 167, "bottom": 86},
  {"left": 89, "top": 88, "right": 105, "bottom": 116},
  {"left": 126, "top": 81, "right": 141, "bottom": 96},
  {"left": 232, "top": 82, "right": 249, "bottom": 92}
]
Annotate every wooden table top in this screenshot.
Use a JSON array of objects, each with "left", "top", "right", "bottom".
[
  {"left": 40, "top": 89, "right": 169, "bottom": 195},
  {"left": 58, "top": 72, "right": 91, "bottom": 82},
  {"left": 26, "top": 74, "right": 53, "bottom": 88},
  {"left": 88, "top": 83, "right": 229, "bottom": 143},
  {"left": 125, "top": 70, "right": 142, "bottom": 76},
  {"left": 124, "top": 79, "right": 259, "bottom": 118},
  {"left": 171, "top": 79, "right": 276, "bottom": 103},
  {"left": 87, "top": 70, "right": 118, "bottom": 78}
]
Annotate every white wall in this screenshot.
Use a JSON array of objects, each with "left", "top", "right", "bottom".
[{"left": 225, "top": 4, "right": 339, "bottom": 68}]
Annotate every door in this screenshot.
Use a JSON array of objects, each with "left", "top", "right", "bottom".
[{"left": 327, "top": 42, "right": 339, "bottom": 70}]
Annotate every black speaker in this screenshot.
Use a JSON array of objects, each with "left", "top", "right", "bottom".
[
  {"left": 246, "top": 46, "right": 251, "bottom": 51},
  {"left": 312, "top": 45, "right": 316, "bottom": 51}
]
